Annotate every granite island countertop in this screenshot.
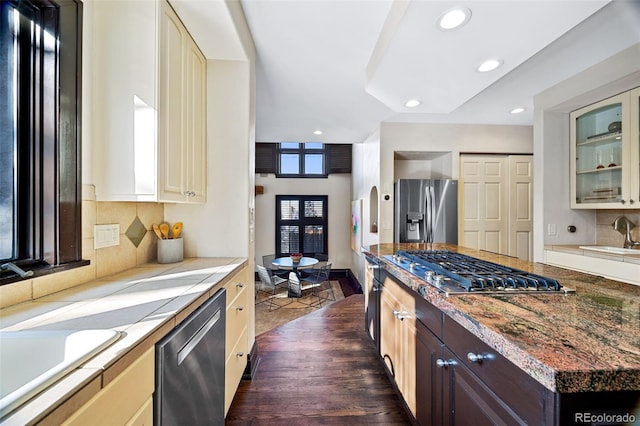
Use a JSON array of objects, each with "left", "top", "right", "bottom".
[
  {"left": 0, "top": 257, "right": 247, "bottom": 425},
  {"left": 364, "top": 243, "right": 640, "bottom": 394}
]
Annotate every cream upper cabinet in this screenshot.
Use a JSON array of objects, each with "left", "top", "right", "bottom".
[
  {"left": 570, "top": 87, "right": 640, "bottom": 209},
  {"left": 158, "top": 1, "right": 207, "bottom": 203},
  {"left": 92, "top": 0, "right": 206, "bottom": 203}
]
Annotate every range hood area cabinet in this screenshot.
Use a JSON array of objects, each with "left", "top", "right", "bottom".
[
  {"left": 92, "top": 0, "right": 206, "bottom": 203},
  {"left": 570, "top": 87, "right": 640, "bottom": 209}
]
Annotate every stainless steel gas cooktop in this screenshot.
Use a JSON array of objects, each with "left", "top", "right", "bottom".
[{"left": 384, "top": 250, "right": 574, "bottom": 296}]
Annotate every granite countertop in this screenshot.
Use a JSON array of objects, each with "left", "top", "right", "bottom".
[
  {"left": 364, "top": 243, "right": 640, "bottom": 394},
  {"left": 0, "top": 257, "right": 247, "bottom": 425}
]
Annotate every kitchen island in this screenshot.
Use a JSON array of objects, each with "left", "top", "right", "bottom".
[{"left": 364, "top": 243, "right": 640, "bottom": 425}]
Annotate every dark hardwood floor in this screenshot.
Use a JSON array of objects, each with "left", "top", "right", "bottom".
[{"left": 226, "top": 294, "right": 411, "bottom": 425}]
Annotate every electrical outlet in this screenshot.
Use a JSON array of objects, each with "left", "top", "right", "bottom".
[
  {"left": 94, "top": 224, "right": 120, "bottom": 249},
  {"left": 547, "top": 224, "right": 557, "bottom": 236}
]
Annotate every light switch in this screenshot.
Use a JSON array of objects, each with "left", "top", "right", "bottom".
[
  {"left": 94, "top": 224, "right": 120, "bottom": 249},
  {"left": 547, "top": 224, "right": 557, "bottom": 236}
]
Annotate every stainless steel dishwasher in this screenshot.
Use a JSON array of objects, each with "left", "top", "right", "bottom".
[{"left": 154, "top": 288, "right": 226, "bottom": 425}]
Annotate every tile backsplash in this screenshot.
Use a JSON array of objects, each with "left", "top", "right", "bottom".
[
  {"left": 0, "top": 185, "right": 164, "bottom": 308},
  {"left": 596, "top": 209, "right": 640, "bottom": 247}
]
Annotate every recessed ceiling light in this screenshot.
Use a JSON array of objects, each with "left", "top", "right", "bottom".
[
  {"left": 313, "top": 130, "right": 323, "bottom": 135},
  {"left": 477, "top": 59, "right": 503, "bottom": 73},
  {"left": 510, "top": 107, "right": 525, "bottom": 114},
  {"left": 404, "top": 99, "right": 421, "bottom": 108},
  {"left": 438, "top": 7, "right": 471, "bottom": 30}
]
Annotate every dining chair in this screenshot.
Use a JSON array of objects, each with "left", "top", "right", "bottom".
[
  {"left": 262, "top": 254, "right": 289, "bottom": 278},
  {"left": 256, "top": 264, "right": 291, "bottom": 311},
  {"left": 303, "top": 263, "right": 334, "bottom": 306},
  {"left": 312, "top": 253, "right": 328, "bottom": 269}
]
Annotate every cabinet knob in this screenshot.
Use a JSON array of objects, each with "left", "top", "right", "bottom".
[
  {"left": 630, "top": 199, "right": 635, "bottom": 204},
  {"left": 467, "top": 352, "right": 485, "bottom": 363},
  {"left": 436, "top": 359, "right": 456, "bottom": 368},
  {"left": 236, "top": 282, "right": 245, "bottom": 288},
  {"left": 236, "top": 352, "right": 244, "bottom": 357},
  {"left": 236, "top": 305, "right": 244, "bottom": 311},
  {"left": 621, "top": 199, "right": 627, "bottom": 205}
]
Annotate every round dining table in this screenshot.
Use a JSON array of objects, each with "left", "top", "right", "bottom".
[{"left": 272, "top": 256, "right": 318, "bottom": 297}]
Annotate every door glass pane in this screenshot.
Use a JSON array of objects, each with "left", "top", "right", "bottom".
[
  {"left": 304, "top": 154, "right": 323, "bottom": 174},
  {"left": 280, "top": 153, "right": 299, "bottom": 174},
  {"left": 0, "top": 4, "right": 17, "bottom": 260},
  {"left": 304, "top": 200, "right": 323, "bottom": 218},
  {"left": 279, "top": 225, "right": 299, "bottom": 254},
  {"left": 280, "top": 199, "right": 299, "bottom": 220},
  {"left": 303, "top": 225, "right": 324, "bottom": 253}
]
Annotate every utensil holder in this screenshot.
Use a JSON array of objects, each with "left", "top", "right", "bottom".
[{"left": 158, "top": 238, "right": 183, "bottom": 264}]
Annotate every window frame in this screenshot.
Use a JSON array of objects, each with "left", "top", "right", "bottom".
[
  {"left": 275, "top": 195, "right": 328, "bottom": 258},
  {"left": 276, "top": 142, "right": 327, "bottom": 178},
  {"left": 0, "top": 0, "right": 86, "bottom": 285}
]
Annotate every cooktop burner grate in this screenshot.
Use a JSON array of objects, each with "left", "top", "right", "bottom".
[{"left": 386, "top": 250, "right": 572, "bottom": 295}]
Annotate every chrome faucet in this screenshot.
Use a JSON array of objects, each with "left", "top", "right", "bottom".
[
  {"left": 612, "top": 216, "right": 640, "bottom": 249},
  {"left": 0, "top": 262, "right": 34, "bottom": 278}
]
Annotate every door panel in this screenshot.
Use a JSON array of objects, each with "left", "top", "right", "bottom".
[
  {"left": 509, "top": 156, "right": 533, "bottom": 260},
  {"left": 460, "top": 155, "right": 508, "bottom": 254}
]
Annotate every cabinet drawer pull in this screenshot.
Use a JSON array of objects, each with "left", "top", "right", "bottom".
[
  {"left": 236, "top": 282, "right": 245, "bottom": 288},
  {"left": 367, "top": 264, "right": 380, "bottom": 270},
  {"left": 467, "top": 352, "right": 485, "bottom": 363},
  {"left": 236, "top": 352, "right": 244, "bottom": 357},
  {"left": 236, "top": 306, "right": 244, "bottom": 311},
  {"left": 436, "top": 358, "right": 456, "bottom": 368}
]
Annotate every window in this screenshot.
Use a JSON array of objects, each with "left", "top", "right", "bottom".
[
  {"left": 276, "top": 195, "right": 328, "bottom": 257},
  {"left": 0, "top": 0, "right": 84, "bottom": 283},
  {"left": 277, "top": 142, "right": 325, "bottom": 177},
  {"left": 255, "top": 142, "right": 352, "bottom": 175}
]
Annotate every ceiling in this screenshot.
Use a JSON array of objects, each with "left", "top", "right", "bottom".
[{"left": 175, "top": 0, "right": 640, "bottom": 144}]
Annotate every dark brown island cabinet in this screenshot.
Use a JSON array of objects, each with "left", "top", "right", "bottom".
[{"left": 364, "top": 259, "right": 640, "bottom": 426}]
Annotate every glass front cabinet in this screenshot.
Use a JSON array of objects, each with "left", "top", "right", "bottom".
[{"left": 570, "top": 87, "right": 640, "bottom": 209}]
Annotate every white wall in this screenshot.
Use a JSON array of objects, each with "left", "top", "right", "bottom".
[
  {"left": 254, "top": 173, "right": 353, "bottom": 270},
  {"left": 351, "top": 129, "right": 382, "bottom": 282},
  {"left": 533, "top": 43, "right": 640, "bottom": 261}
]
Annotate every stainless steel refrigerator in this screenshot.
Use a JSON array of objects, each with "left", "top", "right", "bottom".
[{"left": 394, "top": 179, "right": 458, "bottom": 244}]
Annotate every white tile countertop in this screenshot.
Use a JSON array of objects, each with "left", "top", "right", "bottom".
[{"left": 0, "top": 257, "right": 247, "bottom": 425}]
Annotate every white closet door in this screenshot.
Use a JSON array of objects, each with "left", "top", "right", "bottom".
[
  {"left": 460, "top": 155, "right": 508, "bottom": 255},
  {"left": 460, "top": 154, "right": 533, "bottom": 261},
  {"left": 508, "top": 156, "right": 533, "bottom": 260}
]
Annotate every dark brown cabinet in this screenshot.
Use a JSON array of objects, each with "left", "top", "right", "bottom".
[{"left": 374, "top": 269, "right": 553, "bottom": 425}]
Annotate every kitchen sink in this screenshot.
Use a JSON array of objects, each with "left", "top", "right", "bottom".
[
  {"left": 579, "top": 246, "right": 640, "bottom": 255},
  {"left": 0, "top": 329, "right": 121, "bottom": 418}
]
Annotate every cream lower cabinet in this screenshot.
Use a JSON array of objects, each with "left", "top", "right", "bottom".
[
  {"left": 62, "top": 348, "right": 155, "bottom": 426},
  {"left": 380, "top": 274, "right": 418, "bottom": 418},
  {"left": 223, "top": 266, "right": 251, "bottom": 415},
  {"left": 91, "top": 0, "right": 206, "bottom": 203}
]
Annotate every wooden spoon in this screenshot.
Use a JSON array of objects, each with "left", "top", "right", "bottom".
[
  {"left": 159, "top": 223, "right": 170, "bottom": 239},
  {"left": 172, "top": 222, "right": 183, "bottom": 239},
  {"left": 152, "top": 224, "right": 163, "bottom": 240}
]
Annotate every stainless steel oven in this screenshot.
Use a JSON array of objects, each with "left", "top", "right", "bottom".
[{"left": 154, "top": 288, "right": 226, "bottom": 425}]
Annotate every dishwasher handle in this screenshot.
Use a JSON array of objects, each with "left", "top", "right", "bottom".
[{"left": 177, "top": 308, "right": 222, "bottom": 365}]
